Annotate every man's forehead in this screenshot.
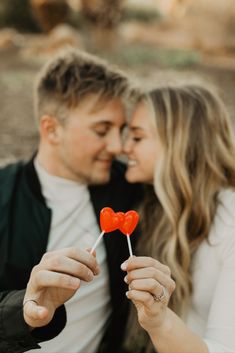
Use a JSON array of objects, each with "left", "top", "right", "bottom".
[
  {"left": 71, "top": 94, "right": 126, "bottom": 122},
  {"left": 79, "top": 93, "right": 123, "bottom": 111}
]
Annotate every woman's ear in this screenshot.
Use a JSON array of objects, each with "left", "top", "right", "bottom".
[{"left": 39, "top": 115, "right": 61, "bottom": 144}]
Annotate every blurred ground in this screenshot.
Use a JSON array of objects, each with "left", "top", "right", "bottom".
[{"left": 0, "top": 0, "right": 235, "bottom": 165}]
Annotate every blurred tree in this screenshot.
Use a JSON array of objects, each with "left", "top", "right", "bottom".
[
  {"left": 30, "top": 0, "right": 70, "bottom": 32},
  {"left": 0, "top": 0, "right": 125, "bottom": 50},
  {"left": 80, "top": 0, "right": 124, "bottom": 50},
  {"left": 0, "top": 0, "right": 39, "bottom": 32}
]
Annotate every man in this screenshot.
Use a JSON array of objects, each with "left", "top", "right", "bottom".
[{"left": 0, "top": 49, "right": 142, "bottom": 353}]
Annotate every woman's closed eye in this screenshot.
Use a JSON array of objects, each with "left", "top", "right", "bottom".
[{"left": 132, "top": 136, "right": 143, "bottom": 142}]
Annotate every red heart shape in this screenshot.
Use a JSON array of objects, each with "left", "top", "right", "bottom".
[
  {"left": 116, "top": 211, "right": 125, "bottom": 225},
  {"left": 119, "top": 210, "right": 139, "bottom": 236},
  {"left": 100, "top": 207, "right": 123, "bottom": 233}
]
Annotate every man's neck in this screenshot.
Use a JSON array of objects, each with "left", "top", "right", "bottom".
[{"left": 36, "top": 144, "right": 60, "bottom": 177}]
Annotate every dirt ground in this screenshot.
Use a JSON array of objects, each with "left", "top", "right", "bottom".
[{"left": 0, "top": 43, "right": 235, "bottom": 166}]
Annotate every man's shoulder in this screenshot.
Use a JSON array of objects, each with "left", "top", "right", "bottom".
[
  {"left": 109, "top": 160, "right": 144, "bottom": 204},
  {"left": 0, "top": 161, "right": 24, "bottom": 180},
  {"left": 110, "top": 160, "right": 142, "bottom": 186},
  {"left": 110, "top": 160, "right": 138, "bottom": 188},
  {"left": 110, "top": 160, "right": 127, "bottom": 180},
  {"left": 0, "top": 161, "right": 24, "bottom": 199}
]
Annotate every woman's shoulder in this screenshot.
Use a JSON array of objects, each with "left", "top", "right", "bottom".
[
  {"left": 217, "top": 188, "right": 235, "bottom": 227},
  {"left": 209, "top": 189, "right": 235, "bottom": 259}
]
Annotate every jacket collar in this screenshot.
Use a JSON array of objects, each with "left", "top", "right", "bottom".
[{"left": 24, "top": 155, "right": 128, "bottom": 220}]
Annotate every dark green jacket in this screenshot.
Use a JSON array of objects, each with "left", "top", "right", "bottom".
[{"left": 0, "top": 158, "right": 143, "bottom": 353}]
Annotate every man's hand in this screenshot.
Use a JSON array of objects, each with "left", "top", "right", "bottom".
[{"left": 23, "top": 247, "right": 99, "bottom": 329}]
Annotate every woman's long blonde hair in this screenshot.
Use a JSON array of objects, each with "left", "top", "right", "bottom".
[{"left": 124, "top": 84, "right": 235, "bottom": 352}]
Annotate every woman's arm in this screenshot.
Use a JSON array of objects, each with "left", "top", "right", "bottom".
[
  {"left": 149, "top": 308, "right": 208, "bottom": 353},
  {"left": 121, "top": 256, "right": 209, "bottom": 353}
]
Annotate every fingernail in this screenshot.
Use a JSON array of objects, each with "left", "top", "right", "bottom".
[
  {"left": 87, "top": 271, "right": 94, "bottom": 281},
  {"left": 124, "top": 276, "right": 128, "bottom": 283},
  {"left": 126, "top": 291, "right": 130, "bottom": 298},
  {"left": 94, "top": 266, "right": 100, "bottom": 276},
  {"left": 121, "top": 261, "right": 127, "bottom": 271}
]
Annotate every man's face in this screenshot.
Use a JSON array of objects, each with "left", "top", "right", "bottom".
[{"left": 54, "top": 95, "right": 126, "bottom": 184}]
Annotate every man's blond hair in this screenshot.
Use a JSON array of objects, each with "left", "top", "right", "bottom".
[{"left": 34, "top": 49, "right": 136, "bottom": 123}]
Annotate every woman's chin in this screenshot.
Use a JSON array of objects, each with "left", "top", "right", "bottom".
[
  {"left": 125, "top": 169, "right": 153, "bottom": 184},
  {"left": 125, "top": 170, "right": 140, "bottom": 183}
]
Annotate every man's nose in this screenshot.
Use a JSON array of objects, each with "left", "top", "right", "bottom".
[{"left": 107, "top": 133, "right": 122, "bottom": 155}]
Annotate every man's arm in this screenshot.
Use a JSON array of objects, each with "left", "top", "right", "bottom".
[
  {"left": 0, "top": 290, "right": 40, "bottom": 353},
  {"left": 0, "top": 247, "right": 99, "bottom": 353},
  {"left": 0, "top": 289, "right": 68, "bottom": 353}
]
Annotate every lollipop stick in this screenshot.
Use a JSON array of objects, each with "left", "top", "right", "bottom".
[
  {"left": 126, "top": 234, "right": 133, "bottom": 257},
  {"left": 90, "top": 230, "right": 105, "bottom": 254}
]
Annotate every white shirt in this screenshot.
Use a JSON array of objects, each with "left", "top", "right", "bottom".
[
  {"left": 28, "top": 159, "right": 111, "bottom": 353},
  {"left": 187, "top": 189, "right": 235, "bottom": 353}
]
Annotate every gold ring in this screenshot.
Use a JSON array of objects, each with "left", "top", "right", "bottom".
[{"left": 153, "top": 286, "right": 168, "bottom": 304}]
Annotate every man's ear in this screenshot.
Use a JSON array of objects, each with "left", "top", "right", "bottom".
[{"left": 39, "top": 115, "right": 61, "bottom": 144}]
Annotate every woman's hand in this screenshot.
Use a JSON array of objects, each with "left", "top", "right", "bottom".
[
  {"left": 23, "top": 247, "right": 99, "bottom": 329},
  {"left": 121, "top": 256, "right": 175, "bottom": 334}
]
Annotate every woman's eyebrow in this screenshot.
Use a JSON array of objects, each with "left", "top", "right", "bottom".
[{"left": 129, "top": 126, "right": 144, "bottom": 132}]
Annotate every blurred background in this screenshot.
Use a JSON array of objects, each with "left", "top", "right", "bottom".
[{"left": 0, "top": 0, "right": 235, "bottom": 164}]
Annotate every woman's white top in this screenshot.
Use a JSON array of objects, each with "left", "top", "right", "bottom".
[{"left": 186, "top": 189, "right": 235, "bottom": 353}]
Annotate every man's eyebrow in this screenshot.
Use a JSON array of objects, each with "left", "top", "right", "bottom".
[
  {"left": 92, "top": 121, "right": 127, "bottom": 130},
  {"left": 92, "top": 120, "right": 112, "bottom": 126}
]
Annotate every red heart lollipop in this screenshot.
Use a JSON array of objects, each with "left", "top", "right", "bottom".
[
  {"left": 116, "top": 211, "right": 125, "bottom": 225},
  {"left": 119, "top": 210, "right": 139, "bottom": 236},
  {"left": 100, "top": 207, "right": 123, "bottom": 233}
]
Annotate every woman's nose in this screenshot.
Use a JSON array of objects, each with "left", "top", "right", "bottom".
[{"left": 123, "top": 137, "right": 132, "bottom": 154}]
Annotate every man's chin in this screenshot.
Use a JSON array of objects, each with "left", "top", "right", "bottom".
[{"left": 90, "top": 173, "right": 111, "bottom": 185}]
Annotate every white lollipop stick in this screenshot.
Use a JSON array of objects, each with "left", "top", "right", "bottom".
[
  {"left": 126, "top": 234, "right": 133, "bottom": 257},
  {"left": 90, "top": 230, "right": 105, "bottom": 254}
]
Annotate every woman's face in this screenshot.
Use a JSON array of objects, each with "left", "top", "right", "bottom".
[{"left": 123, "top": 101, "right": 162, "bottom": 184}]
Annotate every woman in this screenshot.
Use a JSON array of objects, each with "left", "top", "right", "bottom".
[{"left": 122, "top": 84, "right": 235, "bottom": 353}]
